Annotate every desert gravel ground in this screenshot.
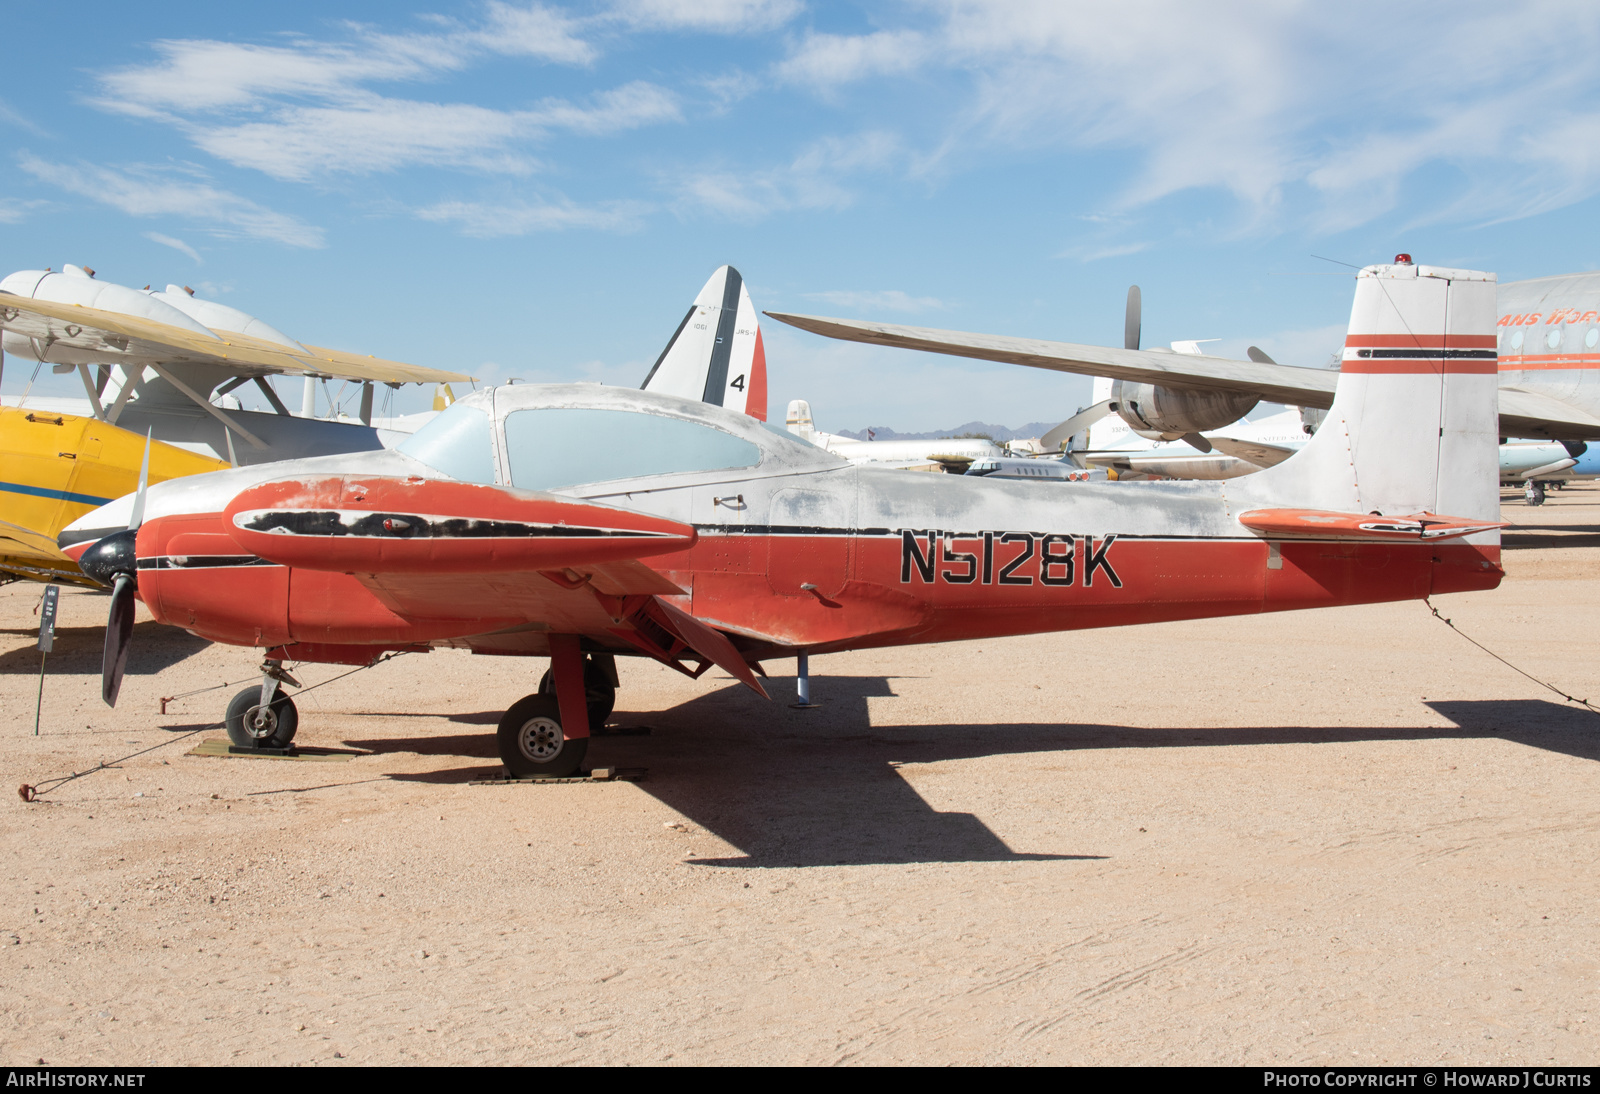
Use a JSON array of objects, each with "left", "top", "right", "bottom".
[{"left": 2, "top": 486, "right": 1599, "bottom": 1066}]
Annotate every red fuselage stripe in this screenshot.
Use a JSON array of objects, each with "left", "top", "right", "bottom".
[{"left": 1344, "top": 334, "right": 1498, "bottom": 349}]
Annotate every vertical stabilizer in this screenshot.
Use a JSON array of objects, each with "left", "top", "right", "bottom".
[
  {"left": 1242, "top": 261, "right": 1499, "bottom": 522},
  {"left": 641, "top": 266, "right": 768, "bottom": 420},
  {"left": 786, "top": 398, "right": 816, "bottom": 442}
]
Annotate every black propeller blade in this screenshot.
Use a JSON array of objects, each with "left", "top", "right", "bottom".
[{"left": 103, "top": 574, "right": 136, "bottom": 707}]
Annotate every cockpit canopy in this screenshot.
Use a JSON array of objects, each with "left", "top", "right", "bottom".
[{"left": 397, "top": 383, "right": 842, "bottom": 494}]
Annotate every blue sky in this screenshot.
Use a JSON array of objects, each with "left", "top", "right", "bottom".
[{"left": 4, "top": 0, "right": 1600, "bottom": 430}]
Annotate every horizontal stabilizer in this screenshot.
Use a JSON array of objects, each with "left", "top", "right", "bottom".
[
  {"left": 222, "top": 476, "right": 697, "bottom": 573},
  {"left": 1237, "top": 508, "right": 1506, "bottom": 541},
  {"left": 1207, "top": 436, "right": 1297, "bottom": 468}
]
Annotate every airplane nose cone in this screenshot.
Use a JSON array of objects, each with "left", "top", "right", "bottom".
[{"left": 77, "top": 529, "right": 139, "bottom": 588}]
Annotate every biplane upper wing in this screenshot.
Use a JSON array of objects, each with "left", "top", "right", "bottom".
[{"left": 0, "top": 292, "right": 473, "bottom": 384}]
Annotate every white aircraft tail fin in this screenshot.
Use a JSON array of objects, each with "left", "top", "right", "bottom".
[
  {"left": 786, "top": 398, "right": 816, "bottom": 442},
  {"left": 1245, "top": 260, "right": 1499, "bottom": 525},
  {"left": 641, "top": 265, "right": 768, "bottom": 420}
]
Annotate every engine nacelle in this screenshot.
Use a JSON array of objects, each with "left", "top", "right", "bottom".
[{"left": 1110, "top": 380, "right": 1258, "bottom": 441}]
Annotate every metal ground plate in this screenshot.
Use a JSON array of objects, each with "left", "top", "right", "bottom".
[
  {"left": 472, "top": 766, "right": 647, "bottom": 786},
  {"left": 186, "top": 738, "right": 367, "bottom": 763}
]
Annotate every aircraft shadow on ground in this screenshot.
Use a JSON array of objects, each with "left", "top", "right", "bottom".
[
  {"left": 0, "top": 621, "right": 209, "bottom": 677},
  {"left": 1502, "top": 529, "right": 1600, "bottom": 550},
  {"left": 333, "top": 676, "right": 1600, "bottom": 869}
]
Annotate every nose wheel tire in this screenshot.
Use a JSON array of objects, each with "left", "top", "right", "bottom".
[
  {"left": 498, "top": 694, "right": 587, "bottom": 778},
  {"left": 224, "top": 687, "right": 299, "bottom": 750}
]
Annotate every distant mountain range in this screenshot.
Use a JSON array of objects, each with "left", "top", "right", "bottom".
[{"left": 834, "top": 421, "right": 1058, "bottom": 443}]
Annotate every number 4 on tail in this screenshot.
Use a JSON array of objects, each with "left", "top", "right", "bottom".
[{"left": 730, "top": 374, "right": 745, "bottom": 391}]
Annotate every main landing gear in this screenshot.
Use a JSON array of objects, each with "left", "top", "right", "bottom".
[
  {"left": 224, "top": 659, "right": 301, "bottom": 750},
  {"left": 496, "top": 643, "right": 616, "bottom": 778}
]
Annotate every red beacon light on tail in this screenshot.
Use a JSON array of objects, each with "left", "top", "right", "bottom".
[{"left": 1394, "top": 253, "right": 1413, "bottom": 265}]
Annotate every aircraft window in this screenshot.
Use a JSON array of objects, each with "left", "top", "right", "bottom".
[
  {"left": 1547, "top": 328, "right": 1564, "bottom": 350},
  {"left": 505, "top": 408, "right": 761, "bottom": 490},
  {"left": 395, "top": 402, "right": 495, "bottom": 484},
  {"left": 1510, "top": 330, "right": 1524, "bottom": 351},
  {"left": 1588, "top": 328, "right": 1599, "bottom": 349}
]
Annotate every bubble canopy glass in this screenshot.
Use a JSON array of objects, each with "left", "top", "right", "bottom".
[
  {"left": 396, "top": 401, "right": 495, "bottom": 484},
  {"left": 505, "top": 407, "right": 761, "bottom": 490}
]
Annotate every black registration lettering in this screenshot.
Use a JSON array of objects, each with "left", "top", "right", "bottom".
[
  {"left": 997, "top": 532, "right": 1035, "bottom": 585},
  {"left": 900, "top": 529, "right": 938, "bottom": 583},
  {"left": 1039, "top": 534, "right": 1075, "bottom": 586},
  {"left": 981, "top": 531, "right": 994, "bottom": 584},
  {"left": 941, "top": 533, "right": 978, "bottom": 584},
  {"left": 1084, "top": 534, "right": 1122, "bottom": 587}
]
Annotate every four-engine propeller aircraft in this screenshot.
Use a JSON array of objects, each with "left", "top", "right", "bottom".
[
  {"left": 766, "top": 259, "right": 1600, "bottom": 444},
  {"left": 60, "top": 261, "right": 1505, "bottom": 780}
]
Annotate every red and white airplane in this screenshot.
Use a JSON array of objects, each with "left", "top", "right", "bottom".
[
  {"left": 60, "top": 261, "right": 1504, "bottom": 778},
  {"left": 768, "top": 261, "right": 1600, "bottom": 444}
]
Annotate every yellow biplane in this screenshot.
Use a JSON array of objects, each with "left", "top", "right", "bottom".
[{"left": 0, "top": 264, "right": 473, "bottom": 584}]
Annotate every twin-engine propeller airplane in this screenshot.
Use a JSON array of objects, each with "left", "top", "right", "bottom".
[
  {"left": 2, "top": 263, "right": 765, "bottom": 587},
  {"left": 61, "top": 261, "right": 1505, "bottom": 778}
]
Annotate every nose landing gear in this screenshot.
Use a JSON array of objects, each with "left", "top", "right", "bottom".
[{"left": 224, "top": 659, "right": 301, "bottom": 750}]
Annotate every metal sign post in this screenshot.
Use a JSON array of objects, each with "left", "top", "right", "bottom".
[{"left": 35, "top": 585, "right": 57, "bottom": 736}]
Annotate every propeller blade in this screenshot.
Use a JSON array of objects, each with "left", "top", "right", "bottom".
[
  {"left": 128, "top": 429, "right": 152, "bottom": 531},
  {"left": 1040, "top": 398, "right": 1115, "bottom": 452},
  {"left": 1124, "top": 286, "right": 1141, "bottom": 351},
  {"left": 1181, "top": 432, "right": 1214, "bottom": 454},
  {"left": 1247, "top": 345, "right": 1278, "bottom": 364},
  {"left": 102, "top": 573, "right": 136, "bottom": 707}
]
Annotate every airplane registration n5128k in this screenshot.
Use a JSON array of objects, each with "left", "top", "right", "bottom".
[{"left": 61, "top": 261, "right": 1505, "bottom": 778}]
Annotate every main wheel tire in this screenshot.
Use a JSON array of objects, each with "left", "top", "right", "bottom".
[
  {"left": 537, "top": 657, "right": 616, "bottom": 729},
  {"left": 498, "top": 694, "right": 587, "bottom": 778},
  {"left": 224, "top": 687, "right": 299, "bottom": 750}
]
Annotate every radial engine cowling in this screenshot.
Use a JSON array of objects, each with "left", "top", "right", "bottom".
[{"left": 1110, "top": 380, "right": 1259, "bottom": 441}]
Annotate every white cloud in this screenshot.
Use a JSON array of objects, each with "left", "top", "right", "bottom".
[
  {"left": 801, "top": 290, "right": 945, "bottom": 313},
  {"left": 774, "top": 30, "right": 930, "bottom": 89},
  {"left": 610, "top": 0, "right": 802, "bottom": 33},
  {"left": 771, "top": 1, "right": 1600, "bottom": 232},
  {"left": 0, "top": 197, "right": 48, "bottom": 224},
  {"left": 416, "top": 196, "right": 650, "bottom": 236},
  {"left": 0, "top": 99, "right": 49, "bottom": 137},
  {"left": 144, "top": 232, "right": 203, "bottom": 264},
  {"left": 90, "top": 7, "right": 684, "bottom": 186},
  {"left": 673, "top": 131, "right": 903, "bottom": 220},
  {"left": 96, "top": 6, "right": 595, "bottom": 118},
  {"left": 185, "top": 82, "right": 678, "bottom": 182},
  {"left": 20, "top": 156, "right": 325, "bottom": 248}
]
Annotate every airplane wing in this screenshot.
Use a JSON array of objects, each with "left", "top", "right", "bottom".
[
  {"left": 1496, "top": 387, "right": 1600, "bottom": 441},
  {"left": 0, "top": 292, "right": 473, "bottom": 384},
  {"left": 221, "top": 474, "right": 767, "bottom": 696},
  {"left": 1207, "top": 436, "right": 1298, "bottom": 468},
  {"left": 765, "top": 311, "right": 1339, "bottom": 408},
  {"left": 767, "top": 311, "right": 1600, "bottom": 443}
]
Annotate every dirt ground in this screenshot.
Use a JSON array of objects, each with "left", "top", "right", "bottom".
[{"left": 2, "top": 486, "right": 1598, "bottom": 1066}]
